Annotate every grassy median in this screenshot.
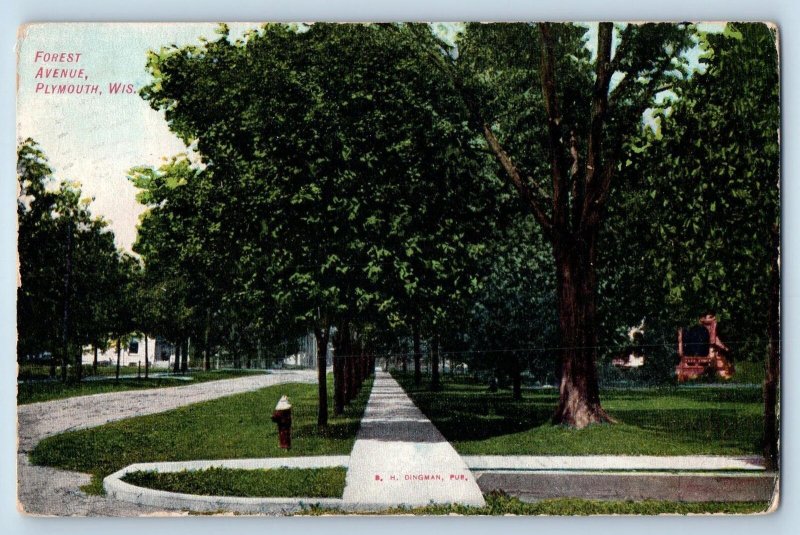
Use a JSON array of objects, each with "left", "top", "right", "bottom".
[
  {"left": 123, "top": 467, "right": 347, "bottom": 498},
  {"left": 30, "top": 375, "right": 373, "bottom": 494},
  {"left": 393, "top": 372, "right": 763, "bottom": 456}
]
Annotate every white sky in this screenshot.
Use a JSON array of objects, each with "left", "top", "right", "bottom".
[
  {"left": 16, "top": 22, "right": 724, "bottom": 252},
  {"left": 16, "top": 23, "right": 261, "bottom": 251}
]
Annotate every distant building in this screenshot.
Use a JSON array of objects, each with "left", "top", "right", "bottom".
[
  {"left": 282, "top": 332, "right": 333, "bottom": 368},
  {"left": 82, "top": 335, "right": 175, "bottom": 369}
]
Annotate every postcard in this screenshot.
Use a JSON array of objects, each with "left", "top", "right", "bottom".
[{"left": 16, "top": 21, "right": 780, "bottom": 516}]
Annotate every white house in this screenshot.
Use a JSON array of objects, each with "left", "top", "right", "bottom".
[{"left": 82, "top": 336, "right": 176, "bottom": 369}]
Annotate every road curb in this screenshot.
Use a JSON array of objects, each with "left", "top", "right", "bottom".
[{"left": 103, "top": 456, "right": 350, "bottom": 514}]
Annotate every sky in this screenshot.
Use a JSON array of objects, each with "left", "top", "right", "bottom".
[
  {"left": 16, "top": 22, "right": 723, "bottom": 253},
  {"left": 16, "top": 23, "right": 261, "bottom": 251}
]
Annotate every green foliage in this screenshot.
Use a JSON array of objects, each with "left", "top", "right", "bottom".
[
  {"left": 137, "top": 23, "right": 504, "bottom": 366},
  {"left": 598, "top": 23, "right": 779, "bottom": 365},
  {"left": 460, "top": 216, "right": 557, "bottom": 379},
  {"left": 30, "top": 376, "right": 372, "bottom": 493},
  {"left": 17, "top": 139, "right": 137, "bottom": 369},
  {"left": 122, "top": 467, "right": 347, "bottom": 498}
]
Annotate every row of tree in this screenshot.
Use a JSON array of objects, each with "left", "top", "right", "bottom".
[
  {"left": 18, "top": 24, "right": 778, "bottom": 452},
  {"left": 17, "top": 139, "right": 141, "bottom": 381},
  {"left": 133, "top": 21, "right": 777, "bottom": 432}
]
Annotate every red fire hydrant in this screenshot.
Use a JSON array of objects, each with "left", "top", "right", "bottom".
[{"left": 271, "top": 395, "right": 292, "bottom": 449}]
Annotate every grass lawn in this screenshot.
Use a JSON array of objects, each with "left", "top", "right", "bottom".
[
  {"left": 302, "top": 492, "right": 769, "bottom": 515},
  {"left": 30, "top": 375, "right": 373, "bottom": 494},
  {"left": 122, "top": 467, "right": 347, "bottom": 498},
  {"left": 393, "top": 372, "right": 763, "bottom": 456},
  {"left": 726, "top": 361, "right": 766, "bottom": 384},
  {"left": 18, "top": 369, "right": 269, "bottom": 405}
]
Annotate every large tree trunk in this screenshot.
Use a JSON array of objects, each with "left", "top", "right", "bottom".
[
  {"left": 315, "top": 323, "right": 331, "bottom": 429},
  {"left": 764, "top": 222, "right": 780, "bottom": 470},
  {"left": 144, "top": 334, "right": 149, "bottom": 379},
  {"left": 413, "top": 322, "right": 422, "bottom": 386},
  {"left": 552, "top": 237, "right": 613, "bottom": 428},
  {"left": 93, "top": 344, "right": 98, "bottom": 375}
]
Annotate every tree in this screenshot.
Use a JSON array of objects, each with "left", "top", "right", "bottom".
[
  {"left": 139, "top": 23, "right": 500, "bottom": 425},
  {"left": 17, "top": 139, "right": 61, "bottom": 373},
  {"left": 405, "top": 22, "right": 693, "bottom": 427},
  {"left": 18, "top": 139, "right": 132, "bottom": 382},
  {"left": 607, "top": 24, "right": 779, "bottom": 462}
]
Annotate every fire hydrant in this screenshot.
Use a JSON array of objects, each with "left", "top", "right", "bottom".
[{"left": 271, "top": 395, "right": 292, "bottom": 449}]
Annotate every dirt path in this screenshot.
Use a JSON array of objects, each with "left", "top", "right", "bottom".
[{"left": 17, "top": 370, "right": 318, "bottom": 516}]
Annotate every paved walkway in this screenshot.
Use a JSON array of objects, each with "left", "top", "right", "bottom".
[
  {"left": 17, "top": 369, "right": 318, "bottom": 516},
  {"left": 342, "top": 371, "right": 485, "bottom": 509}
]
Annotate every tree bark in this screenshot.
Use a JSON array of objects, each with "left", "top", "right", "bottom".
[
  {"left": 315, "top": 323, "right": 331, "bottom": 429},
  {"left": 144, "top": 334, "right": 149, "bottom": 379},
  {"left": 764, "top": 222, "right": 780, "bottom": 470},
  {"left": 115, "top": 338, "right": 121, "bottom": 380},
  {"left": 551, "top": 236, "right": 613, "bottom": 428},
  {"left": 92, "top": 344, "right": 98, "bottom": 376},
  {"left": 413, "top": 322, "right": 422, "bottom": 386},
  {"left": 512, "top": 353, "right": 522, "bottom": 401}
]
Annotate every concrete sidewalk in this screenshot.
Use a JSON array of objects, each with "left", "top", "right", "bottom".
[{"left": 342, "top": 371, "right": 485, "bottom": 509}]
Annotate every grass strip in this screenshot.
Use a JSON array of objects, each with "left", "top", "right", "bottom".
[
  {"left": 122, "top": 467, "right": 346, "bottom": 498},
  {"left": 302, "top": 491, "right": 770, "bottom": 516}
]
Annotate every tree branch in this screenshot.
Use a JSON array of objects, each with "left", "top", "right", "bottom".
[
  {"left": 482, "top": 123, "right": 554, "bottom": 239},
  {"left": 580, "top": 22, "right": 614, "bottom": 231},
  {"left": 538, "top": 22, "right": 569, "bottom": 234},
  {"left": 569, "top": 129, "right": 584, "bottom": 230},
  {"left": 397, "top": 23, "right": 555, "bottom": 241}
]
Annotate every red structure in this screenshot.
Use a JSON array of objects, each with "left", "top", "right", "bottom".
[{"left": 675, "top": 314, "right": 734, "bottom": 382}]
